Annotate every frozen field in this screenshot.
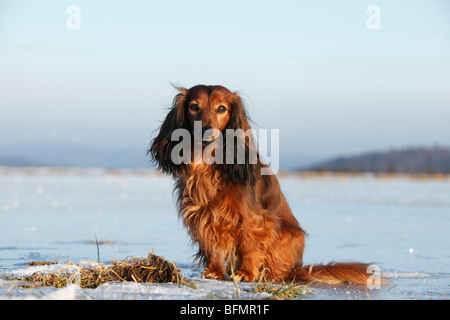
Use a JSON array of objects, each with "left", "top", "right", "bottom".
[{"left": 0, "top": 168, "right": 449, "bottom": 300}]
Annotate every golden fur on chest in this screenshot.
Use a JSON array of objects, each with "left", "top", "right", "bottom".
[
  {"left": 176, "top": 164, "right": 287, "bottom": 279},
  {"left": 178, "top": 165, "right": 241, "bottom": 270}
]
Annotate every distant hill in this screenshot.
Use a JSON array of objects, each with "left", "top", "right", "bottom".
[
  {"left": 3, "top": 143, "right": 450, "bottom": 174},
  {"left": 0, "top": 143, "right": 151, "bottom": 169},
  {"left": 0, "top": 156, "right": 51, "bottom": 167},
  {"left": 305, "top": 147, "right": 450, "bottom": 174}
]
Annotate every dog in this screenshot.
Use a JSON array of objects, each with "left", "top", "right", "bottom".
[{"left": 149, "top": 84, "right": 377, "bottom": 285}]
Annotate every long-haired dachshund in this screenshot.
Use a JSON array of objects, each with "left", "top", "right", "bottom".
[{"left": 149, "top": 84, "right": 378, "bottom": 285}]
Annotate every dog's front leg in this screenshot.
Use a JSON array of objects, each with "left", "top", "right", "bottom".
[
  {"left": 234, "top": 246, "right": 262, "bottom": 282},
  {"left": 202, "top": 259, "right": 225, "bottom": 280}
]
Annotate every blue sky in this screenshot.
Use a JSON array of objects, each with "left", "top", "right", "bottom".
[{"left": 0, "top": 0, "right": 449, "bottom": 157}]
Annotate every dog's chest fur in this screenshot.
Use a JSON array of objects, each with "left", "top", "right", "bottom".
[{"left": 176, "top": 164, "right": 242, "bottom": 254}]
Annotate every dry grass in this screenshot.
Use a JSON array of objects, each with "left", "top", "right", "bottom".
[
  {"left": 11, "top": 253, "right": 318, "bottom": 299},
  {"left": 15, "top": 252, "right": 192, "bottom": 289},
  {"left": 24, "top": 261, "right": 57, "bottom": 266},
  {"left": 248, "top": 281, "right": 316, "bottom": 300},
  {"left": 246, "top": 269, "right": 316, "bottom": 300}
]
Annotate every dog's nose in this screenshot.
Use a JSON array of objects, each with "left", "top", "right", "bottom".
[
  {"left": 202, "top": 126, "right": 214, "bottom": 141},
  {"left": 202, "top": 126, "right": 212, "bottom": 133}
]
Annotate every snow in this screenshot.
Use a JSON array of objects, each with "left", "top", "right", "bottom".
[
  {"left": 0, "top": 274, "right": 269, "bottom": 300},
  {"left": 1, "top": 169, "right": 449, "bottom": 300},
  {"left": 4, "top": 263, "right": 73, "bottom": 278}
]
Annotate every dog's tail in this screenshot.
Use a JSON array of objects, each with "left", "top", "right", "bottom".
[{"left": 292, "top": 262, "right": 383, "bottom": 285}]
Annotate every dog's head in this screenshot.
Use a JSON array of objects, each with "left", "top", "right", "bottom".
[
  {"left": 149, "top": 84, "right": 260, "bottom": 185},
  {"left": 184, "top": 85, "right": 233, "bottom": 147}
]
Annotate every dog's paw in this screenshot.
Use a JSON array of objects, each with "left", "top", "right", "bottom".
[
  {"left": 202, "top": 268, "right": 224, "bottom": 280},
  {"left": 233, "top": 270, "right": 255, "bottom": 282}
]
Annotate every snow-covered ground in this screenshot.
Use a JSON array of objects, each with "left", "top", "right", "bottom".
[{"left": 1, "top": 168, "right": 449, "bottom": 299}]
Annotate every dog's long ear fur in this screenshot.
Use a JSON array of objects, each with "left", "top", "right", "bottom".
[
  {"left": 148, "top": 87, "right": 188, "bottom": 175},
  {"left": 220, "top": 92, "right": 262, "bottom": 186}
]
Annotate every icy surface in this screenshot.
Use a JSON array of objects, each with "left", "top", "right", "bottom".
[{"left": 1, "top": 169, "right": 449, "bottom": 300}]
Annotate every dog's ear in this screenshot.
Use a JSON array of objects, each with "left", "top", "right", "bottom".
[
  {"left": 220, "top": 92, "right": 261, "bottom": 186},
  {"left": 227, "top": 92, "right": 252, "bottom": 131},
  {"left": 148, "top": 87, "right": 189, "bottom": 175}
]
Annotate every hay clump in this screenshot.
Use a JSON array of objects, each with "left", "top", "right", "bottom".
[
  {"left": 108, "top": 253, "right": 184, "bottom": 285},
  {"left": 19, "top": 252, "right": 188, "bottom": 289}
]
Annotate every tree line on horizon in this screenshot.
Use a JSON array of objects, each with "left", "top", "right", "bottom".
[{"left": 306, "top": 146, "right": 450, "bottom": 174}]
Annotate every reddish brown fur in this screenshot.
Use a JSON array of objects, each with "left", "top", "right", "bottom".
[{"left": 149, "top": 85, "right": 380, "bottom": 285}]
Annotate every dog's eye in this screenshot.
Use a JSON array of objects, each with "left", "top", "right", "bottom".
[
  {"left": 189, "top": 104, "right": 200, "bottom": 112},
  {"left": 217, "top": 105, "right": 227, "bottom": 113}
]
